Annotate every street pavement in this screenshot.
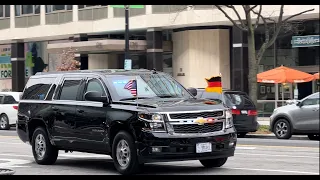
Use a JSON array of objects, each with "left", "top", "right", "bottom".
[{"left": 0, "top": 129, "right": 319, "bottom": 175}]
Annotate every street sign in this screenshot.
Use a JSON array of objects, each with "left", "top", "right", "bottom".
[
  {"left": 110, "top": 5, "right": 144, "bottom": 9},
  {"left": 124, "top": 59, "right": 132, "bottom": 70}
]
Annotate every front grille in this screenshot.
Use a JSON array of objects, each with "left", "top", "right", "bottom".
[
  {"left": 172, "top": 122, "right": 223, "bottom": 134},
  {"left": 169, "top": 111, "right": 224, "bottom": 119}
]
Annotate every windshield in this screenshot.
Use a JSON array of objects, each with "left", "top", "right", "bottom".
[{"left": 105, "top": 73, "right": 193, "bottom": 101}]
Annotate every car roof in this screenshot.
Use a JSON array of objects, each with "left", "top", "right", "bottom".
[{"left": 34, "top": 69, "right": 165, "bottom": 77}]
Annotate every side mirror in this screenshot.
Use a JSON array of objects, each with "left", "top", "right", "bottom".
[
  {"left": 187, "top": 87, "right": 197, "bottom": 96},
  {"left": 296, "top": 101, "right": 302, "bottom": 107},
  {"left": 84, "top": 91, "right": 108, "bottom": 103}
]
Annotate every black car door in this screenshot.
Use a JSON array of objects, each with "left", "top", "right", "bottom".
[
  {"left": 51, "top": 76, "right": 84, "bottom": 147},
  {"left": 73, "top": 75, "right": 109, "bottom": 151}
]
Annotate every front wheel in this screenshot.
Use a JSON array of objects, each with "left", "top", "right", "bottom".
[
  {"left": 200, "top": 157, "right": 228, "bottom": 168},
  {"left": 31, "top": 127, "right": 59, "bottom": 165},
  {"left": 273, "top": 119, "right": 292, "bottom": 139},
  {"left": 112, "top": 131, "right": 142, "bottom": 175},
  {"left": 308, "top": 134, "right": 319, "bottom": 141}
]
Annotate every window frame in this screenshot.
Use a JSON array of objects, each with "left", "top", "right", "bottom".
[
  {"left": 14, "top": 5, "right": 40, "bottom": 17},
  {"left": 83, "top": 77, "right": 108, "bottom": 101},
  {"left": 56, "top": 77, "right": 83, "bottom": 101},
  {"left": 0, "top": 5, "right": 10, "bottom": 19},
  {"left": 78, "top": 5, "right": 107, "bottom": 10},
  {"left": 45, "top": 5, "right": 73, "bottom": 14}
]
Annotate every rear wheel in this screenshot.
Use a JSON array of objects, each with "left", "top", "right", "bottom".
[
  {"left": 308, "top": 134, "right": 319, "bottom": 141},
  {"left": 273, "top": 119, "right": 292, "bottom": 139},
  {"left": 200, "top": 158, "right": 228, "bottom": 168},
  {"left": 237, "top": 132, "right": 247, "bottom": 138},
  {"left": 31, "top": 127, "right": 59, "bottom": 165},
  {"left": 112, "top": 131, "right": 142, "bottom": 175},
  {"left": 0, "top": 114, "right": 10, "bottom": 130}
]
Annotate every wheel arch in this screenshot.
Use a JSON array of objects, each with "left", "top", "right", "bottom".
[
  {"left": 108, "top": 121, "right": 137, "bottom": 149},
  {"left": 27, "top": 119, "right": 51, "bottom": 143}
]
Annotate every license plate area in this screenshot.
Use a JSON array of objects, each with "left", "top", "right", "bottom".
[
  {"left": 241, "top": 110, "right": 248, "bottom": 114},
  {"left": 196, "top": 142, "right": 212, "bottom": 153}
]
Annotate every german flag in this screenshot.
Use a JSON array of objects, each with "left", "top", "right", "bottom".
[{"left": 205, "top": 76, "right": 222, "bottom": 93}]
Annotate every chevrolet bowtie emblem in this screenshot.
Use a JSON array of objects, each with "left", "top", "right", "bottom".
[{"left": 194, "top": 117, "right": 215, "bottom": 125}]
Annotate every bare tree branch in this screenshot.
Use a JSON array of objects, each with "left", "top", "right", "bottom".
[
  {"left": 248, "top": 5, "right": 258, "bottom": 12},
  {"left": 170, "top": 5, "right": 191, "bottom": 23},
  {"left": 215, "top": 5, "right": 248, "bottom": 31},
  {"left": 223, "top": 5, "right": 246, "bottom": 29},
  {"left": 254, "top": 5, "right": 262, "bottom": 29},
  {"left": 283, "top": 8, "right": 314, "bottom": 23}
]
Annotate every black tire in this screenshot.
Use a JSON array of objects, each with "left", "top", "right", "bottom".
[
  {"left": 308, "top": 134, "right": 320, "bottom": 141},
  {"left": 0, "top": 114, "right": 10, "bottom": 130},
  {"left": 200, "top": 158, "right": 228, "bottom": 168},
  {"left": 31, "top": 127, "right": 58, "bottom": 165},
  {"left": 112, "top": 131, "right": 142, "bottom": 175},
  {"left": 237, "top": 132, "right": 247, "bottom": 138},
  {"left": 273, "top": 119, "right": 292, "bottom": 139}
]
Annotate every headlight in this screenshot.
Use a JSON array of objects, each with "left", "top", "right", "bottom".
[
  {"left": 225, "top": 110, "right": 233, "bottom": 129},
  {"left": 138, "top": 113, "right": 166, "bottom": 132}
]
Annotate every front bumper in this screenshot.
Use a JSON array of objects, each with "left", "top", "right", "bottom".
[{"left": 136, "top": 130, "right": 237, "bottom": 163}]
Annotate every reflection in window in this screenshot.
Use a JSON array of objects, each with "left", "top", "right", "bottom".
[
  {"left": 46, "top": 5, "right": 73, "bottom": 13},
  {"left": 14, "top": 5, "right": 41, "bottom": 16},
  {"left": 4, "top": 5, "right": 10, "bottom": 17},
  {"left": 22, "top": 5, "right": 34, "bottom": 14},
  {"left": 0, "top": 5, "right": 3, "bottom": 18},
  {"left": 15, "top": 5, "right": 21, "bottom": 16}
]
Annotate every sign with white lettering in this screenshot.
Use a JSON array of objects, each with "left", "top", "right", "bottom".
[{"left": 291, "top": 35, "right": 319, "bottom": 48}]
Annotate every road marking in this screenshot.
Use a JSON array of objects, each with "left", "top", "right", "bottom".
[
  {"left": 0, "top": 154, "right": 31, "bottom": 158},
  {"left": 237, "top": 144, "right": 320, "bottom": 149},
  {"left": 225, "top": 167, "right": 319, "bottom": 175},
  {"left": 236, "top": 147, "right": 256, "bottom": 150},
  {"left": 0, "top": 158, "right": 32, "bottom": 168},
  {"left": 235, "top": 153, "right": 319, "bottom": 159},
  {"left": 0, "top": 153, "right": 111, "bottom": 159},
  {"left": 0, "top": 142, "right": 24, "bottom": 145},
  {"left": 0, "top": 136, "right": 19, "bottom": 138}
]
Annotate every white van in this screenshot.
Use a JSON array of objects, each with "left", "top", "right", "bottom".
[{"left": 0, "top": 92, "right": 22, "bottom": 130}]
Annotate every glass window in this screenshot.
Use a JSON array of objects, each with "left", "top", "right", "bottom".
[
  {"left": 0, "top": 95, "right": 3, "bottom": 104},
  {"left": 106, "top": 74, "right": 192, "bottom": 101},
  {"left": 22, "top": 5, "right": 34, "bottom": 14},
  {"left": 34, "top": 5, "right": 40, "bottom": 14},
  {"left": 59, "top": 80, "right": 81, "bottom": 101},
  {"left": 22, "top": 78, "right": 56, "bottom": 100},
  {"left": 53, "top": 5, "right": 65, "bottom": 11},
  {"left": 15, "top": 5, "right": 21, "bottom": 16},
  {"left": 4, "top": 5, "right": 10, "bottom": 17},
  {"left": 3, "top": 96, "right": 17, "bottom": 104},
  {"left": 0, "top": 5, "right": 3, "bottom": 17},
  {"left": 85, "top": 79, "right": 106, "bottom": 99},
  {"left": 66, "top": 5, "right": 72, "bottom": 10}
]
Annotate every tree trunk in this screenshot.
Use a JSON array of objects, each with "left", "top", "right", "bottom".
[{"left": 247, "top": 26, "right": 258, "bottom": 106}]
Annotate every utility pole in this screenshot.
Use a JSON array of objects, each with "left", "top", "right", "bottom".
[{"left": 124, "top": 5, "right": 129, "bottom": 60}]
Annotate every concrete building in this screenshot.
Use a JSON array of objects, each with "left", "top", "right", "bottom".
[{"left": 0, "top": 5, "right": 319, "bottom": 101}]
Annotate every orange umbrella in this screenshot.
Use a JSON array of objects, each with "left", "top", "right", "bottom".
[
  {"left": 314, "top": 72, "right": 319, "bottom": 79},
  {"left": 257, "top": 65, "right": 315, "bottom": 83}
]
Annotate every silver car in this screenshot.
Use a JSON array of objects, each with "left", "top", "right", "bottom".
[{"left": 270, "top": 92, "right": 319, "bottom": 140}]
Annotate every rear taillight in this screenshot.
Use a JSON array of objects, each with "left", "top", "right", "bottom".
[
  {"left": 231, "top": 109, "right": 240, "bottom": 115},
  {"left": 13, "top": 106, "right": 18, "bottom": 110},
  {"left": 248, "top": 110, "right": 257, "bottom": 116}
]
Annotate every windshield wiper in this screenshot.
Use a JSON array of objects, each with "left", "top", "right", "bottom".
[{"left": 119, "top": 97, "right": 152, "bottom": 101}]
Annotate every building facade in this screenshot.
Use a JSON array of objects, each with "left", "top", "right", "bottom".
[{"left": 0, "top": 5, "right": 319, "bottom": 100}]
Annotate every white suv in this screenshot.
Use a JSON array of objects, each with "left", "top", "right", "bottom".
[{"left": 0, "top": 92, "right": 21, "bottom": 130}]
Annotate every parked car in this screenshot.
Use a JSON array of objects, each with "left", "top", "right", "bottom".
[
  {"left": 0, "top": 92, "right": 21, "bottom": 130},
  {"left": 17, "top": 69, "right": 237, "bottom": 175},
  {"left": 196, "top": 89, "right": 259, "bottom": 137},
  {"left": 270, "top": 92, "right": 319, "bottom": 140}
]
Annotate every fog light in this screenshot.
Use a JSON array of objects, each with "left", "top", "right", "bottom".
[
  {"left": 152, "top": 147, "right": 162, "bottom": 153},
  {"left": 229, "top": 142, "right": 235, "bottom": 147}
]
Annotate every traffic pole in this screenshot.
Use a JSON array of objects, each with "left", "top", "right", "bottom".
[{"left": 124, "top": 5, "right": 129, "bottom": 60}]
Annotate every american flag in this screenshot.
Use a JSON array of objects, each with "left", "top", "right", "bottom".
[{"left": 124, "top": 79, "right": 137, "bottom": 96}]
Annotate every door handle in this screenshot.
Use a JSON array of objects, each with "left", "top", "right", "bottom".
[
  {"left": 77, "top": 109, "right": 84, "bottom": 113},
  {"left": 52, "top": 106, "right": 59, "bottom": 111},
  {"left": 313, "top": 108, "right": 319, "bottom": 111}
]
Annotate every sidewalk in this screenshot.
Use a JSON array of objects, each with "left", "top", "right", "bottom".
[{"left": 245, "top": 134, "right": 309, "bottom": 140}]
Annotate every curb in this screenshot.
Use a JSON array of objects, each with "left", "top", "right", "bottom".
[
  {"left": 0, "top": 168, "right": 15, "bottom": 175},
  {"left": 245, "top": 134, "right": 309, "bottom": 140}
]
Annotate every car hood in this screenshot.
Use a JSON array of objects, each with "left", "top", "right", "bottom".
[
  {"left": 113, "top": 98, "right": 228, "bottom": 113},
  {"left": 274, "top": 104, "right": 298, "bottom": 113}
]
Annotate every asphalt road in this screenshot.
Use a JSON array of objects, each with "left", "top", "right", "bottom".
[{"left": 0, "top": 129, "right": 319, "bottom": 175}]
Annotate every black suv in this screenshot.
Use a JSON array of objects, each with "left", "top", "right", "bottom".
[{"left": 17, "top": 69, "right": 237, "bottom": 175}]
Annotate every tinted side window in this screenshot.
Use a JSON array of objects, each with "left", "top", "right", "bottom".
[
  {"left": 302, "top": 98, "right": 319, "bottom": 106},
  {"left": 85, "top": 79, "right": 106, "bottom": 97},
  {"left": 22, "top": 77, "right": 56, "bottom": 100},
  {"left": 3, "top": 96, "right": 18, "bottom": 104},
  {"left": 0, "top": 95, "right": 4, "bottom": 104},
  {"left": 59, "top": 80, "right": 81, "bottom": 101}
]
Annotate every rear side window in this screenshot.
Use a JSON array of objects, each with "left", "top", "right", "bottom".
[
  {"left": 3, "top": 96, "right": 18, "bottom": 104},
  {"left": 224, "top": 92, "right": 255, "bottom": 107},
  {"left": 22, "top": 77, "right": 56, "bottom": 100},
  {"left": 59, "top": 80, "right": 82, "bottom": 101},
  {"left": 0, "top": 95, "right": 3, "bottom": 104}
]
